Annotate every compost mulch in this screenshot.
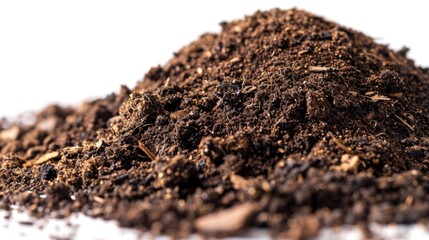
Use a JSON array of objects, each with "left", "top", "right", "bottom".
[{"left": 1, "top": 9, "right": 429, "bottom": 239}]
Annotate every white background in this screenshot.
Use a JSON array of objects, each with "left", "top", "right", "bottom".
[
  {"left": 0, "top": 1, "right": 428, "bottom": 118},
  {"left": 0, "top": 0, "right": 428, "bottom": 118}
]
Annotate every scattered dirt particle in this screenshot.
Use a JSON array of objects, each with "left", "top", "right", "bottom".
[
  {"left": 39, "top": 163, "right": 57, "bottom": 181},
  {"left": 195, "top": 202, "right": 258, "bottom": 235}
]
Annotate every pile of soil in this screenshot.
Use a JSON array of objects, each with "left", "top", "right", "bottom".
[{"left": 1, "top": 8, "right": 429, "bottom": 238}]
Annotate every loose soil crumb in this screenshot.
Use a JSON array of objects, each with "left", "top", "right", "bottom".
[{"left": 1, "top": 8, "right": 429, "bottom": 238}]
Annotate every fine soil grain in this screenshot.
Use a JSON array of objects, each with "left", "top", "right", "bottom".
[{"left": 1, "top": 9, "right": 429, "bottom": 238}]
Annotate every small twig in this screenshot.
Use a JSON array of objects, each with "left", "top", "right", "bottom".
[
  {"left": 138, "top": 140, "right": 156, "bottom": 161},
  {"left": 364, "top": 52, "right": 385, "bottom": 62},
  {"left": 394, "top": 114, "right": 414, "bottom": 131},
  {"left": 328, "top": 132, "right": 352, "bottom": 153}
]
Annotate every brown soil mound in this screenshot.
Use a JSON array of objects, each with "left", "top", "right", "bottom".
[{"left": 1, "top": 8, "right": 429, "bottom": 238}]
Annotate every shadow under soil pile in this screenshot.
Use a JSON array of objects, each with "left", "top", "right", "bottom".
[{"left": 1, "top": 9, "right": 429, "bottom": 238}]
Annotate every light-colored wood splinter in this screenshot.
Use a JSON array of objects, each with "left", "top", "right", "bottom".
[
  {"left": 368, "top": 94, "right": 391, "bottom": 102},
  {"left": 138, "top": 140, "right": 156, "bottom": 161},
  {"left": 93, "top": 196, "right": 105, "bottom": 204},
  {"left": 24, "top": 151, "right": 60, "bottom": 167},
  {"left": 328, "top": 132, "right": 352, "bottom": 153},
  {"left": 308, "top": 66, "right": 335, "bottom": 72},
  {"left": 35, "top": 151, "right": 60, "bottom": 164},
  {"left": 164, "top": 77, "right": 170, "bottom": 87},
  {"left": 394, "top": 114, "right": 415, "bottom": 131}
]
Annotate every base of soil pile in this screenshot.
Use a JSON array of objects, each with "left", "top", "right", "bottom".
[{"left": 1, "top": 8, "right": 429, "bottom": 239}]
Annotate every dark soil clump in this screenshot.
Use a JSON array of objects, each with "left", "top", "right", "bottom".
[{"left": 1, "top": 9, "right": 429, "bottom": 238}]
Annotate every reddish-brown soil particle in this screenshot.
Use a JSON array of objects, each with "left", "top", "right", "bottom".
[{"left": 1, "top": 9, "right": 429, "bottom": 238}]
